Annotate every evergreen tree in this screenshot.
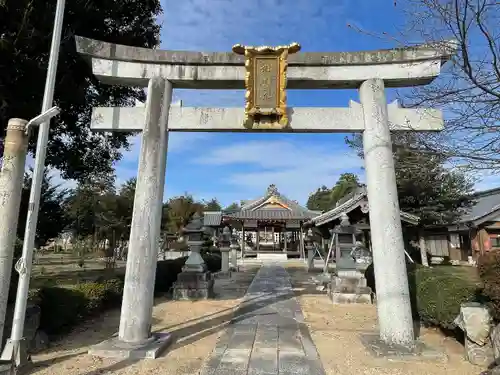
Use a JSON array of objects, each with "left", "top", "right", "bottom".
[
  {"left": 307, "top": 174, "right": 361, "bottom": 211},
  {"left": 0, "top": 0, "right": 162, "bottom": 180},
  {"left": 203, "top": 198, "right": 222, "bottom": 211},
  {"left": 18, "top": 169, "right": 68, "bottom": 247},
  {"left": 345, "top": 133, "right": 473, "bottom": 225}
]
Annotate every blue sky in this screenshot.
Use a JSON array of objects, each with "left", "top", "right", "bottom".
[{"left": 108, "top": 0, "right": 499, "bottom": 207}]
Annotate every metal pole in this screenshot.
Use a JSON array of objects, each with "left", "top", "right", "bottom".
[
  {"left": 0, "top": 119, "right": 29, "bottom": 347},
  {"left": 2, "top": 0, "right": 66, "bottom": 364}
]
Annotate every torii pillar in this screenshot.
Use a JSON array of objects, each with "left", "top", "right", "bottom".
[
  {"left": 88, "top": 77, "right": 173, "bottom": 358},
  {"left": 360, "top": 79, "right": 414, "bottom": 346}
]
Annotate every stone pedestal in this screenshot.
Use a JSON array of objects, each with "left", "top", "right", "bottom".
[
  {"left": 330, "top": 275, "right": 372, "bottom": 304},
  {"left": 330, "top": 255, "right": 372, "bottom": 304},
  {"left": 172, "top": 270, "right": 214, "bottom": 300}
]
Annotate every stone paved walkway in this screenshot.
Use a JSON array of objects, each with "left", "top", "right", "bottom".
[{"left": 200, "top": 265, "right": 326, "bottom": 375}]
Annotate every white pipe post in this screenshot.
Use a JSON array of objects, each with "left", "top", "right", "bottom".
[{"left": 2, "top": 0, "right": 66, "bottom": 364}]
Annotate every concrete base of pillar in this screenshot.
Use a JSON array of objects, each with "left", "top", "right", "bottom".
[
  {"left": 329, "top": 276, "right": 372, "bottom": 304},
  {"left": 88, "top": 332, "right": 172, "bottom": 359},
  {"left": 172, "top": 271, "right": 214, "bottom": 300},
  {"left": 0, "top": 361, "right": 33, "bottom": 375},
  {"left": 360, "top": 334, "right": 446, "bottom": 362}
]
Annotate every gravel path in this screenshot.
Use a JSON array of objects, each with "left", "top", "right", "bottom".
[{"left": 286, "top": 266, "right": 482, "bottom": 375}]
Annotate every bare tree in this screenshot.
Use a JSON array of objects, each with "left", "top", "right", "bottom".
[
  {"left": 348, "top": 1, "right": 499, "bottom": 171},
  {"left": 400, "top": 0, "right": 499, "bottom": 171}
]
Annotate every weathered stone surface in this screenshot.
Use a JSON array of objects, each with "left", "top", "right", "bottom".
[
  {"left": 454, "top": 302, "right": 492, "bottom": 346},
  {"left": 175, "top": 271, "right": 212, "bottom": 283},
  {"left": 361, "top": 78, "right": 414, "bottom": 345},
  {"left": 216, "top": 271, "right": 232, "bottom": 279},
  {"left": 330, "top": 293, "right": 372, "bottom": 304},
  {"left": 463, "top": 335, "right": 494, "bottom": 366},
  {"left": 172, "top": 271, "right": 214, "bottom": 300},
  {"left": 490, "top": 323, "right": 500, "bottom": 364},
  {"left": 117, "top": 77, "right": 171, "bottom": 344},
  {"left": 91, "top": 102, "right": 444, "bottom": 133},
  {"left": 75, "top": 36, "right": 455, "bottom": 67},
  {"left": 454, "top": 302, "right": 494, "bottom": 366},
  {"left": 88, "top": 332, "right": 172, "bottom": 359},
  {"left": 360, "top": 334, "right": 446, "bottom": 362},
  {"left": 329, "top": 275, "right": 372, "bottom": 305},
  {"left": 199, "top": 265, "right": 326, "bottom": 375}
]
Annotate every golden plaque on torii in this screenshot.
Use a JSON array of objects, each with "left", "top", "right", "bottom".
[{"left": 232, "top": 43, "right": 301, "bottom": 130}]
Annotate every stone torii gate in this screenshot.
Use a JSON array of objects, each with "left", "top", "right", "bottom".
[{"left": 76, "top": 37, "right": 455, "bottom": 358}]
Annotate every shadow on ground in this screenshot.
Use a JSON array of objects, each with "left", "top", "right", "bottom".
[{"left": 29, "top": 264, "right": 327, "bottom": 375}]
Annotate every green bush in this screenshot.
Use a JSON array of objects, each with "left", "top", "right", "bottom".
[
  {"left": 202, "top": 253, "right": 222, "bottom": 273},
  {"left": 29, "top": 278, "right": 124, "bottom": 336},
  {"left": 153, "top": 254, "right": 222, "bottom": 295},
  {"left": 154, "top": 257, "right": 188, "bottom": 295},
  {"left": 366, "top": 262, "right": 479, "bottom": 330},
  {"left": 478, "top": 252, "right": 500, "bottom": 320},
  {"left": 409, "top": 266, "right": 479, "bottom": 329},
  {"left": 25, "top": 253, "right": 223, "bottom": 337},
  {"left": 30, "top": 287, "right": 88, "bottom": 335}
]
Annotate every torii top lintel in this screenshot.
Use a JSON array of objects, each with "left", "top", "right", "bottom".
[{"left": 75, "top": 36, "right": 457, "bottom": 89}]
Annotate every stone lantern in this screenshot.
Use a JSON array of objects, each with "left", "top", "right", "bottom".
[
  {"left": 181, "top": 212, "right": 206, "bottom": 272},
  {"left": 330, "top": 212, "right": 372, "bottom": 304},
  {"left": 172, "top": 212, "right": 214, "bottom": 300},
  {"left": 218, "top": 226, "right": 232, "bottom": 278},
  {"left": 305, "top": 228, "right": 315, "bottom": 271},
  {"left": 230, "top": 228, "right": 240, "bottom": 271}
]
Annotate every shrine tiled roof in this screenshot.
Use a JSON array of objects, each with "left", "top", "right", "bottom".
[
  {"left": 306, "top": 186, "right": 420, "bottom": 226},
  {"left": 202, "top": 185, "right": 320, "bottom": 225},
  {"left": 238, "top": 184, "right": 320, "bottom": 217}
]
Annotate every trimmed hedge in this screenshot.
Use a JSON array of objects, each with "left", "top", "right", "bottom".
[
  {"left": 365, "top": 262, "right": 479, "bottom": 330},
  {"left": 478, "top": 252, "right": 500, "bottom": 321},
  {"left": 409, "top": 266, "right": 479, "bottom": 329},
  {"left": 27, "top": 254, "right": 222, "bottom": 336}
]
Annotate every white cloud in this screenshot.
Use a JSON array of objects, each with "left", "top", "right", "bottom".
[
  {"left": 114, "top": 131, "right": 212, "bottom": 185},
  {"left": 192, "top": 139, "right": 364, "bottom": 202}
]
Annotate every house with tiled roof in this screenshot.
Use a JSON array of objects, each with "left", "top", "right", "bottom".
[{"left": 444, "top": 187, "right": 500, "bottom": 261}]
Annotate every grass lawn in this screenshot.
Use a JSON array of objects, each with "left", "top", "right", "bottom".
[{"left": 30, "top": 252, "right": 126, "bottom": 288}]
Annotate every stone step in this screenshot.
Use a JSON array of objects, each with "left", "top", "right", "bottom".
[{"left": 256, "top": 253, "right": 288, "bottom": 261}]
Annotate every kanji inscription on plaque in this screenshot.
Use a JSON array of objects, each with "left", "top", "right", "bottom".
[
  {"left": 254, "top": 56, "right": 279, "bottom": 108},
  {"left": 232, "top": 43, "right": 301, "bottom": 130}
]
